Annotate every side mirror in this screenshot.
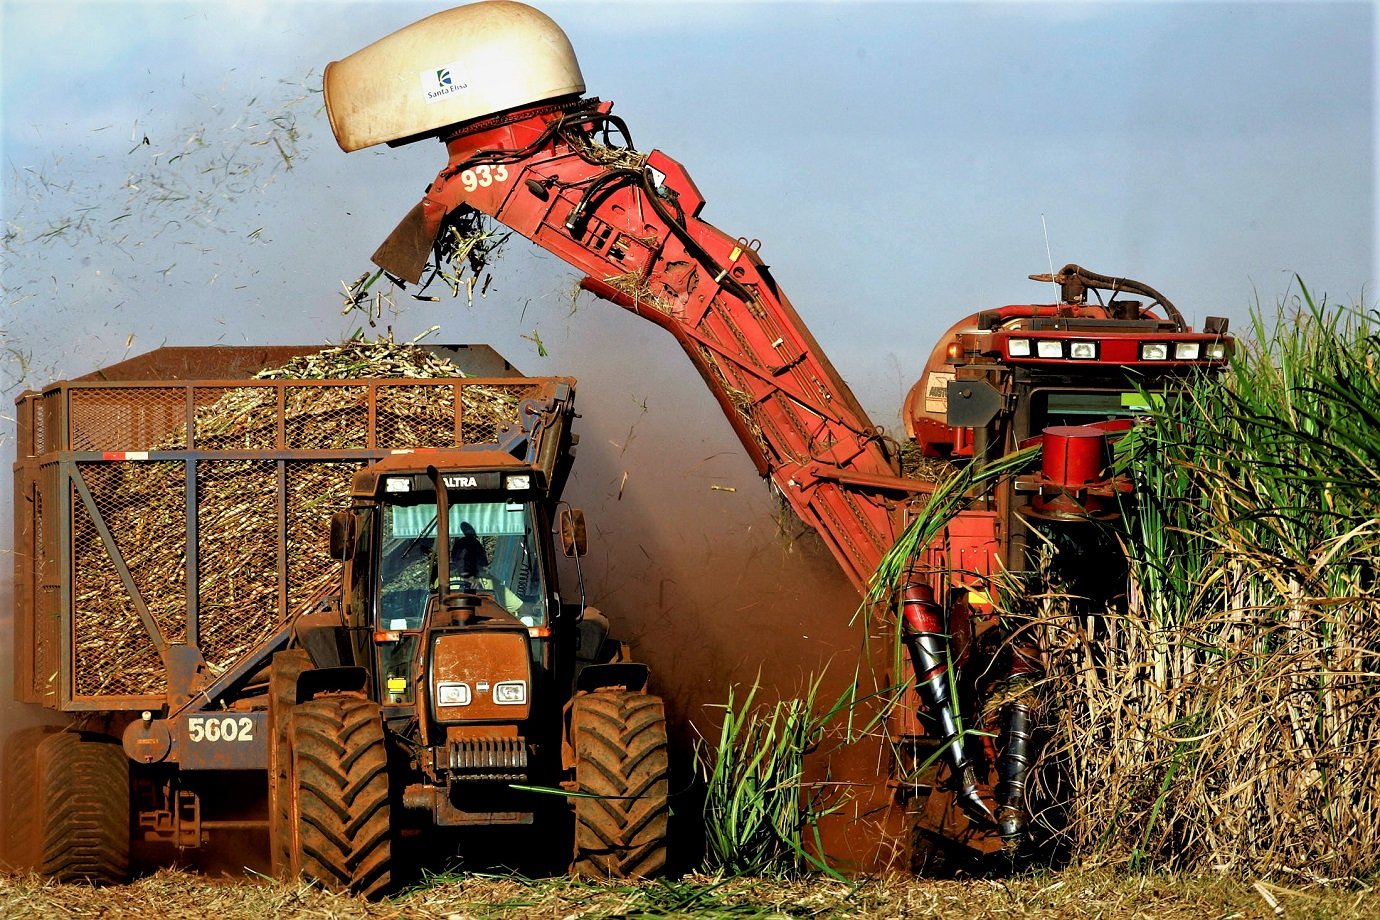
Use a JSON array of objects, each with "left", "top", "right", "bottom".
[
  {"left": 558, "top": 507, "right": 588, "bottom": 557},
  {"left": 329, "top": 510, "right": 357, "bottom": 561}
]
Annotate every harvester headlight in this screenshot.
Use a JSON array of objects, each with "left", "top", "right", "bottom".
[
  {"left": 437, "top": 682, "right": 471, "bottom": 706},
  {"left": 1069, "top": 341, "right": 1098, "bottom": 360},
  {"left": 504, "top": 474, "right": 531, "bottom": 491},
  {"left": 1140, "top": 343, "right": 1170, "bottom": 361},
  {"left": 385, "top": 477, "right": 412, "bottom": 493},
  {"left": 1007, "top": 338, "right": 1032, "bottom": 357},
  {"left": 493, "top": 681, "right": 527, "bottom": 705},
  {"left": 1036, "top": 340, "right": 1064, "bottom": 359},
  {"left": 1174, "top": 342, "right": 1202, "bottom": 360},
  {"left": 1207, "top": 342, "right": 1228, "bottom": 360}
]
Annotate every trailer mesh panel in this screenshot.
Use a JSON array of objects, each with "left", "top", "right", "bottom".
[{"left": 30, "top": 379, "right": 540, "bottom": 705}]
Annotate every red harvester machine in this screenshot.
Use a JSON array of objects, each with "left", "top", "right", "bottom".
[{"left": 325, "top": 1, "right": 1235, "bottom": 869}]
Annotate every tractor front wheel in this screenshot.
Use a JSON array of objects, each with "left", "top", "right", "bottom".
[
  {"left": 287, "top": 695, "right": 392, "bottom": 898},
  {"left": 571, "top": 690, "right": 670, "bottom": 879}
]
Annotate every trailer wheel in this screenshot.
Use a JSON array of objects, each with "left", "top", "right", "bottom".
[
  {"left": 268, "top": 649, "right": 312, "bottom": 880},
  {"left": 288, "top": 695, "right": 392, "bottom": 898},
  {"left": 1, "top": 726, "right": 61, "bottom": 871},
  {"left": 571, "top": 690, "right": 669, "bottom": 879},
  {"left": 32, "top": 732, "right": 129, "bottom": 884}
]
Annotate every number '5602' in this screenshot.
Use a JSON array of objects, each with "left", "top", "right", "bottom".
[
  {"left": 459, "top": 164, "right": 509, "bottom": 193},
  {"left": 186, "top": 716, "right": 254, "bottom": 743}
]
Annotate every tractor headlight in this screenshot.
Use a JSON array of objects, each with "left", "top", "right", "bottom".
[
  {"left": 1069, "top": 341, "right": 1098, "bottom": 360},
  {"left": 1174, "top": 342, "right": 1202, "bottom": 360},
  {"left": 1207, "top": 342, "right": 1228, "bottom": 360},
  {"left": 385, "top": 476, "right": 411, "bottom": 493},
  {"left": 437, "top": 682, "right": 471, "bottom": 706},
  {"left": 1036, "top": 340, "right": 1063, "bottom": 359},
  {"left": 1140, "top": 343, "right": 1170, "bottom": 361},
  {"left": 1007, "top": 338, "right": 1032, "bottom": 357},
  {"left": 504, "top": 474, "right": 531, "bottom": 491},
  {"left": 493, "top": 681, "right": 527, "bottom": 705}
]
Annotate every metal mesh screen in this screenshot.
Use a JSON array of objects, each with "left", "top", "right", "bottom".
[
  {"left": 286, "top": 461, "right": 365, "bottom": 617},
  {"left": 71, "top": 477, "right": 168, "bottom": 698},
  {"left": 77, "top": 461, "right": 189, "bottom": 645},
  {"left": 33, "top": 475, "right": 59, "bottom": 701},
  {"left": 376, "top": 384, "right": 456, "bottom": 448},
  {"left": 459, "top": 383, "right": 534, "bottom": 443},
  {"left": 195, "top": 460, "right": 281, "bottom": 671},
  {"left": 192, "top": 386, "right": 279, "bottom": 449},
  {"left": 40, "top": 390, "right": 61, "bottom": 453},
  {"left": 68, "top": 387, "right": 187, "bottom": 452},
  {"left": 32, "top": 376, "right": 558, "bottom": 705},
  {"left": 284, "top": 385, "right": 369, "bottom": 450},
  {"left": 23, "top": 396, "right": 41, "bottom": 458}
]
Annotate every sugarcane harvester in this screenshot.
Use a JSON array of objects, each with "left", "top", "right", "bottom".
[{"left": 325, "top": 1, "right": 1235, "bottom": 866}]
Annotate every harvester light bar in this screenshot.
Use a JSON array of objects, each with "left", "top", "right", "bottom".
[
  {"left": 385, "top": 477, "right": 412, "bottom": 493},
  {"left": 1007, "top": 338, "right": 1032, "bottom": 357},
  {"left": 504, "top": 474, "right": 532, "bottom": 491},
  {"left": 437, "top": 682, "right": 471, "bottom": 706},
  {"left": 493, "top": 681, "right": 527, "bottom": 705},
  {"left": 1036, "top": 340, "right": 1064, "bottom": 359},
  {"left": 1068, "top": 341, "right": 1098, "bottom": 360},
  {"left": 1174, "top": 342, "right": 1202, "bottom": 360},
  {"left": 1207, "top": 342, "right": 1228, "bottom": 360},
  {"left": 1140, "top": 343, "right": 1170, "bottom": 361}
]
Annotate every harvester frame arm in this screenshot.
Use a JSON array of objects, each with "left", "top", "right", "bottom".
[{"left": 382, "top": 99, "right": 924, "bottom": 592}]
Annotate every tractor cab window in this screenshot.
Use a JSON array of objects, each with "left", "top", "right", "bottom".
[
  {"left": 377, "top": 499, "right": 548, "bottom": 630},
  {"left": 1029, "top": 389, "right": 1158, "bottom": 435}
]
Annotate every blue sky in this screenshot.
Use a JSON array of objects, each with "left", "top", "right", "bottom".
[
  {"left": 0, "top": 1, "right": 1375, "bottom": 746},
  {"left": 2, "top": 1, "right": 1373, "bottom": 419}
]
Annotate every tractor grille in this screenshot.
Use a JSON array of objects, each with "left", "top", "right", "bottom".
[{"left": 446, "top": 737, "right": 529, "bottom": 782}]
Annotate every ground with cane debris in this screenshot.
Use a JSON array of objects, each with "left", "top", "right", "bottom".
[{"left": 1, "top": 868, "right": 1376, "bottom": 919}]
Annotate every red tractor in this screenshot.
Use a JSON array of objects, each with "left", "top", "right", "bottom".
[{"left": 325, "top": 1, "right": 1233, "bottom": 869}]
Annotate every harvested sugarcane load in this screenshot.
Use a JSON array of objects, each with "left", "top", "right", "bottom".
[
  {"left": 36, "top": 340, "right": 533, "bottom": 699},
  {"left": 13, "top": 340, "right": 542, "bottom": 702}
]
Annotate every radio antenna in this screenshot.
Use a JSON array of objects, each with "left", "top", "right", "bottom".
[{"left": 1041, "top": 214, "right": 1057, "bottom": 297}]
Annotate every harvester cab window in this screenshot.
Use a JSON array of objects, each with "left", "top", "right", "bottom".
[
  {"left": 378, "top": 500, "right": 547, "bottom": 630},
  {"left": 1032, "top": 390, "right": 1156, "bottom": 431}
]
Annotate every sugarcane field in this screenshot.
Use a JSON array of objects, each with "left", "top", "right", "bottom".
[{"left": 1, "top": 2, "right": 1376, "bottom": 918}]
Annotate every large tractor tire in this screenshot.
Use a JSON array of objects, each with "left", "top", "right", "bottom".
[
  {"left": 571, "top": 690, "right": 670, "bottom": 879},
  {"left": 31, "top": 732, "right": 130, "bottom": 884},
  {"left": 287, "top": 695, "right": 392, "bottom": 898},
  {"left": 1, "top": 726, "right": 60, "bottom": 871},
  {"left": 267, "top": 648, "right": 312, "bottom": 880}
]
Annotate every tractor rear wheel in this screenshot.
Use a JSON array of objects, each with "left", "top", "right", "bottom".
[
  {"left": 287, "top": 695, "right": 392, "bottom": 898},
  {"left": 34, "top": 732, "right": 129, "bottom": 883},
  {"left": 571, "top": 690, "right": 669, "bottom": 878},
  {"left": 268, "top": 649, "right": 312, "bottom": 880}
]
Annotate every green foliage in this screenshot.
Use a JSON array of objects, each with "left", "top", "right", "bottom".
[
  {"left": 697, "top": 675, "right": 852, "bottom": 879},
  {"left": 866, "top": 445, "right": 1040, "bottom": 608},
  {"left": 1054, "top": 284, "right": 1380, "bottom": 877}
]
